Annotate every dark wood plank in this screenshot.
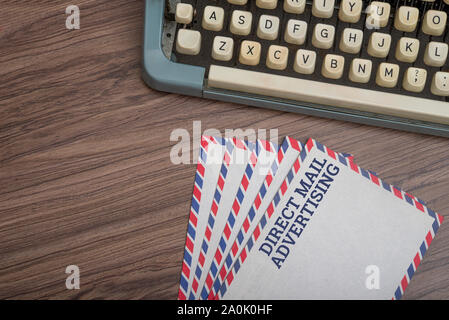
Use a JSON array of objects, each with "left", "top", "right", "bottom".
[{"left": 0, "top": 1, "right": 448, "bottom": 299}]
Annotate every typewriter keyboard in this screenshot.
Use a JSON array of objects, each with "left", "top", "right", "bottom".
[{"left": 170, "top": 0, "right": 449, "bottom": 124}]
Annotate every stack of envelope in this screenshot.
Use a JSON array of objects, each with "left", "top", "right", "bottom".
[{"left": 177, "top": 136, "right": 444, "bottom": 300}]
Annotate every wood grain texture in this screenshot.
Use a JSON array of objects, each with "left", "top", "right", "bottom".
[{"left": 0, "top": 1, "right": 448, "bottom": 299}]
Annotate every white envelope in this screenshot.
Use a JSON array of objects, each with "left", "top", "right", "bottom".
[
  {"left": 197, "top": 139, "right": 278, "bottom": 299},
  {"left": 207, "top": 137, "right": 354, "bottom": 300},
  {"left": 205, "top": 136, "right": 303, "bottom": 298},
  {"left": 220, "top": 139, "right": 443, "bottom": 300}
]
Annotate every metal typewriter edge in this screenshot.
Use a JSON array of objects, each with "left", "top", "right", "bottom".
[
  {"left": 203, "top": 87, "right": 449, "bottom": 137},
  {"left": 143, "top": 0, "right": 449, "bottom": 138},
  {"left": 142, "top": 0, "right": 205, "bottom": 97}
]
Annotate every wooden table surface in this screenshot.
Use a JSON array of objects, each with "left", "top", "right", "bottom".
[{"left": 1, "top": 1, "right": 449, "bottom": 300}]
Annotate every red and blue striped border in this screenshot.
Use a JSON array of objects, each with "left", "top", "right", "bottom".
[
  {"left": 309, "top": 138, "right": 444, "bottom": 300},
  {"left": 200, "top": 139, "right": 277, "bottom": 300},
  {"left": 209, "top": 137, "right": 302, "bottom": 299},
  {"left": 209, "top": 138, "right": 354, "bottom": 299},
  {"left": 178, "top": 136, "right": 225, "bottom": 300},
  {"left": 189, "top": 138, "right": 251, "bottom": 299},
  {"left": 216, "top": 156, "right": 302, "bottom": 299}
]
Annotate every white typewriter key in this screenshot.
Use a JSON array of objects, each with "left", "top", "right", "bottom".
[
  {"left": 322, "top": 54, "right": 345, "bottom": 79},
  {"left": 349, "top": 58, "right": 372, "bottom": 83},
  {"left": 422, "top": 10, "right": 447, "bottom": 36},
  {"left": 395, "top": 37, "right": 420, "bottom": 63},
  {"left": 284, "top": 19, "right": 307, "bottom": 45},
  {"left": 339, "top": 0, "right": 363, "bottom": 23},
  {"left": 294, "top": 49, "right": 317, "bottom": 74},
  {"left": 339, "top": 28, "right": 363, "bottom": 54},
  {"left": 256, "top": 0, "right": 278, "bottom": 9},
  {"left": 175, "top": 3, "right": 194, "bottom": 24},
  {"left": 284, "top": 0, "right": 306, "bottom": 14},
  {"left": 212, "top": 36, "right": 234, "bottom": 61},
  {"left": 431, "top": 72, "right": 449, "bottom": 96},
  {"left": 376, "top": 63, "right": 399, "bottom": 88},
  {"left": 202, "top": 6, "right": 225, "bottom": 31},
  {"left": 312, "top": 24, "right": 335, "bottom": 49},
  {"left": 312, "top": 0, "right": 335, "bottom": 18},
  {"left": 176, "top": 29, "right": 201, "bottom": 55},
  {"left": 403, "top": 67, "right": 427, "bottom": 93},
  {"left": 266, "top": 45, "right": 289, "bottom": 70},
  {"left": 367, "top": 32, "right": 391, "bottom": 58},
  {"left": 228, "top": 0, "right": 248, "bottom": 5},
  {"left": 394, "top": 6, "right": 419, "bottom": 32},
  {"left": 239, "top": 40, "right": 261, "bottom": 65},
  {"left": 365, "top": 2, "right": 390, "bottom": 29},
  {"left": 424, "top": 42, "right": 448, "bottom": 67},
  {"left": 230, "top": 10, "right": 253, "bottom": 35},
  {"left": 257, "top": 15, "right": 280, "bottom": 40}
]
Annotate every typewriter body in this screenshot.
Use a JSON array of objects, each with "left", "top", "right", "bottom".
[{"left": 143, "top": 0, "right": 449, "bottom": 137}]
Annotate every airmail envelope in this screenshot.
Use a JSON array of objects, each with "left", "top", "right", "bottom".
[
  {"left": 205, "top": 137, "right": 301, "bottom": 299},
  {"left": 222, "top": 139, "right": 443, "bottom": 300},
  {"left": 210, "top": 138, "right": 355, "bottom": 300},
  {"left": 189, "top": 138, "right": 255, "bottom": 299},
  {"left": 197, "top": 139, "right": 278, "bottom": 300},
  {"left": 178, "top": 136, "right": 226, "bottom": 300},
  {"left": 205, "top": 136, "right": 302, "bottom": 299}
]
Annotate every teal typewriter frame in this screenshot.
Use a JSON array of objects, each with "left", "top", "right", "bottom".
[{"left": 142, "top": 0, "right": 449, "bottom": 137}]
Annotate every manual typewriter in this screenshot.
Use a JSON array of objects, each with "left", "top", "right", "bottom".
[{"left": 143, "top": 0, "right": 449, "bottom": 136}]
